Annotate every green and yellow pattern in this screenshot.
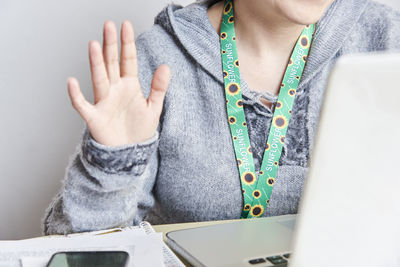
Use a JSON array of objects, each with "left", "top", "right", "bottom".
[{"left": 220, "top": 0, "right": 315, "bottom": 219}]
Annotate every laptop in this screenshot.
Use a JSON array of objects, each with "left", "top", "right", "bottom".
[{"left": 165, "top": 53, "right": 400, "bottom": 267}]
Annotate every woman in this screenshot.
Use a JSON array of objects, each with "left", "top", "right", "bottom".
[{"left": 43, "top": 0, "right": 400, "bottom": 234}]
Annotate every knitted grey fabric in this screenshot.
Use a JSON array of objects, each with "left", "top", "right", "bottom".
[{"left": 43, "top": 0, "right": 400, "bottom": 234}]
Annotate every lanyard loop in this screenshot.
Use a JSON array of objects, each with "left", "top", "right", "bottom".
[{"left": 220, "top": 0, "right": 315, "bottom": 218}]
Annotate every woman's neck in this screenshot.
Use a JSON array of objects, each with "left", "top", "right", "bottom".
[
  {"left": 207, "top": 0, "right": 309, "bottom": 101},
  {"left": 233, "top": 0, "right": 305, "bottom": 58}
]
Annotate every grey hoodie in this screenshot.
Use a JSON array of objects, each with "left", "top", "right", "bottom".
[{"left": 43, "top": 0, "right": 400, "bottom": 234}]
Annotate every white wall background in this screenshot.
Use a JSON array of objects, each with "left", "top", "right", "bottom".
[{"left": 0, "top": 0, "right": 399, "bottom": 240}]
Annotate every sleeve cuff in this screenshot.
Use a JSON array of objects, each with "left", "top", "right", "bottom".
[{"left": 81, "top": 129, "right": 159, "bottom": 175}]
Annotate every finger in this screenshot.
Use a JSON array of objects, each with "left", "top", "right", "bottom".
[
  {"left": 103, "top": 20, "right": 120, "bottom": 84},
  {"left": 89, "top": 40, "right": 110, "bottom": 103},
  {"left": 67, "top": 77, "right": 95, "bottom": 123},
  {"left": 148, "top": 64, "right": 171, "bottom": 114},
  {"left": 120, "top": 20, "right": 138, "bottom": 77}
]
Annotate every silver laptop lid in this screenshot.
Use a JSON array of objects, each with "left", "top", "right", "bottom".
[
  {"left": 167, "top": 214, "right": 295, "bottom": 267},
  {"left": 290, "top": 53, "right": 400, "bottom": 267}
]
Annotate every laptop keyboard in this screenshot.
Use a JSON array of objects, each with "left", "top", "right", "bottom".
[{"left": 249, "top": 253, "right": 290, "bottom": 266}]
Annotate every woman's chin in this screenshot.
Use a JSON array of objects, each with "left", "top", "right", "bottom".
[{"left": 277, "top": 0, "right": 335, "bottom": 25}]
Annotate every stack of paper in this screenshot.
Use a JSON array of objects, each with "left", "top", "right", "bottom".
[{"left": 0, "top": 222, "right": 184, "bottom": 267}]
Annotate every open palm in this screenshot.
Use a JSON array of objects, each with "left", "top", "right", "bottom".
[{"left": 67, "top": 20, "right": 170, "bottom": 147}]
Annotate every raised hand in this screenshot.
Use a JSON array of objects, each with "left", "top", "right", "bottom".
[{"left": 67, "top": 20, "right": 170, "bottom": 147}]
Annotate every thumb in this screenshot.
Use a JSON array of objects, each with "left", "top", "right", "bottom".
[
  {"left": 67, "top": 77, "right": 94, "bottom": 123},
  {"left": 147, "top": 64, "right": 171, "bottom": 114}
]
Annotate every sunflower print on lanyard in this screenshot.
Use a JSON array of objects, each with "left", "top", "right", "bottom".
[{"left": 219, "top": 0, "right": 315, "bottom": 219}]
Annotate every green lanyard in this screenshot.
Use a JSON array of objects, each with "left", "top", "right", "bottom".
[{"left": 220, "top": 0, "right": 315, "bottom": 219}]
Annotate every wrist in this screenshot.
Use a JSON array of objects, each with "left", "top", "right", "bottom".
[{"left": 80, "top": 129, "right": 159, "bottom": 174}]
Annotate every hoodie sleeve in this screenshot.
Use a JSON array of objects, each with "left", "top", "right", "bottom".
[
  {"left": 43, "top": 31, "right": 162, "bottom": 235},
  {"left": 387, "top": 6, "right": 400, "bottom": 50}
]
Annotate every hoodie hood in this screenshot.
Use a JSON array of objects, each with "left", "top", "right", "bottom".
[{"left": 154, "top": 0, "right": 370, "bottom": 90}]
